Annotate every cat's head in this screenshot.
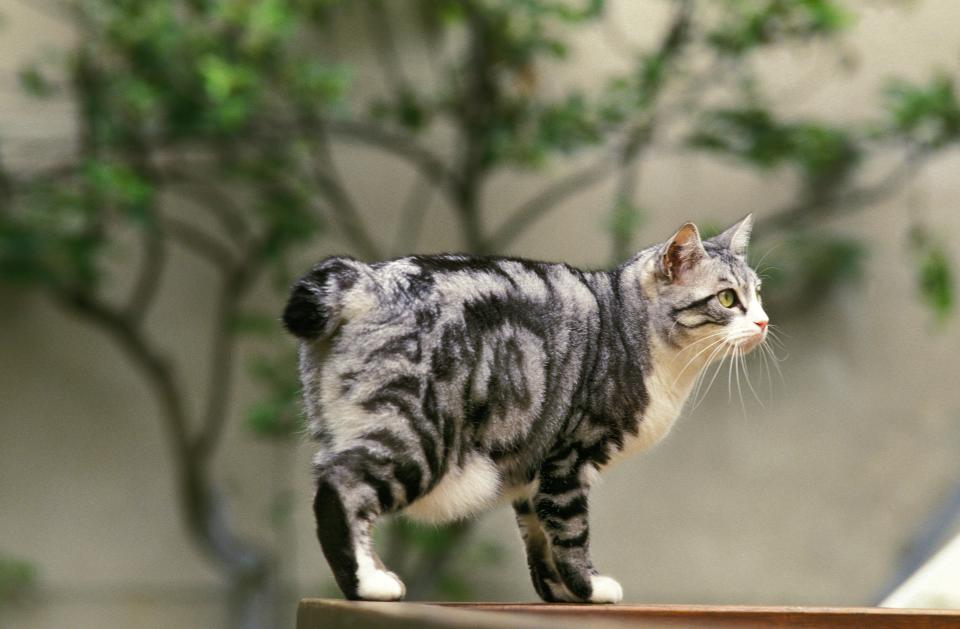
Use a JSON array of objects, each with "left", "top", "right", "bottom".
[{"left": 648, "top": 215, "right": 768, "bottom": 355}]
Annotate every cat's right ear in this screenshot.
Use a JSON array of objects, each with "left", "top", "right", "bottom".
[{"left": 658, "top": 222, "right": 706, "bottom": 282}]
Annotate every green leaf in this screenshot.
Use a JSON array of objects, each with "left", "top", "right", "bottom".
[
  {"left": 0, "top": 554, "right": 37, "bottom": 604},
  {"left": 689, "top": 106, "right": 860, "bottom": 191},
  {"left": 882, "top": 74, "right": 960, "bottom": 147},
  {"left": 18, "top": 65, "right": 55, "bottom": 98},
  {"left": 910, "top": 226, "right": 955, "bottom": 321},
  {"left": 707, "top": 0, "right": 853, "bottom": 56},
  {"left": 758, "top": 233, "right": 867, "bottom": 313}
]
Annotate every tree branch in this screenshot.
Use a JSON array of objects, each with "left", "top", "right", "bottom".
[
  {"left": 484, "top": 0, "right": 692, "bottom": 254},
  {"left": 486, "top": 149, "right": 620, "bottom": 252},
  {"left": 324, "top": 119, "right": 461, "bottom": 202},
  {"left": 310, "top": 167, "right": 382, "bottom": 259},
  {"left": 126, "top": 226, "right": 167, "bottom": 324},
  {"left": 193, "top": 237, "right": 267, "bottom": 458},
  {"left": 756, "top": 146, "right": 935, "bottom": 237},
  {"left": 303, "top": 121, "right": 384, "bottom": 259},
  {"left": 165, "top": 174, "right": 252, "bottom": 247},
  {"left": 363, "top": 0, "right": 409, "bottom": 93},
  {"left": 391, "top": 173, "right": 436, "bottom": 255},
  {"left": 54, "top": 277, "right": 272, "bottom": 627},
  {"left": 609, "top": 138, "right": 649, "bottom": 263},
  {"left": 164, "top": 216, "right": 237, "bottom": 270},
  {"left": 55, "top": 288, "right": 192, "bottom": 463}
]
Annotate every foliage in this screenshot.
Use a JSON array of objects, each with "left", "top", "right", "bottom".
[
  {"left": 0, "top": 554, "right": 36, "bottom": 606},
  {"left": 910, "top": 225, "right": 955, "bottom": 323},
  {"left": 756, "top": 232, "right": 867, "bottom": 314},
  {"left": 1, "top": 1, "right": 958, "bottom": 626}
]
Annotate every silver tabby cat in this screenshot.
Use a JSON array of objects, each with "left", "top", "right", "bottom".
[{"left": 283, "top": 215, "right": 768, "bottom": 603}]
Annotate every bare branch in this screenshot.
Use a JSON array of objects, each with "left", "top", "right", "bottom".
[
  {"left": 324, "top": 119, "right": 461, "bottom": 201},
  {"left": 126, "top": 227, "right": 167, "bottom": 324},
  {"left": 164, "top": 173, "right": 252, "bottom": 246},
  {"left": 164, "top": 216, "right": 237, "bottom": 270},
  {"left": 193, "top": 238, "right": 266, "bottom": 458},
  {"left": 484, "top": 0, "right": 692, "bottom": 254},
  {"left": 54, "top": 288, "right": 192, "bottom": 461},
  {"left": 756, "top": 146, "right": 935, "bottom": 237},
  {"left": 487, "top": 150, "right": 619, "bottom": 252},
  {"left": 301, "top": 121, "right": 385, "bottom": 259},
  {"left": 363, "top": 0, "right": 409, "bottom": 93},
  {"left": 391, "top": 173, "right": 436, "bottom": 255},
  {"left": 609, "top": 141, "right": 648, "bottom": 263},
  {"left": 311, "top": 167, "right": 383, "bottom": 259}
]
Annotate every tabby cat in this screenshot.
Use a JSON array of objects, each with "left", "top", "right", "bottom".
[{"left": 283, "top": 215, "right": 769, "bottom": 603}]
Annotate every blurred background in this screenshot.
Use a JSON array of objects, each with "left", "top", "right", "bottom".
[{"left": 2, "top": 1, "right": 960, "bottom": 628}]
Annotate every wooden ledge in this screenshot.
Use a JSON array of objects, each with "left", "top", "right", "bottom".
[{"left": 298, "top": 599, "right": 960, "bottom": 629}]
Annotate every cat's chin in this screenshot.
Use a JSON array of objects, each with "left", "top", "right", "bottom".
[{"left": 737, "top": 333, "right": 765, "bottom": 353}]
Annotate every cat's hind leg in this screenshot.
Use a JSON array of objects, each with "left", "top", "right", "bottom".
[{"left": 313, "top": 443, "right": 425, "bottom": 600}]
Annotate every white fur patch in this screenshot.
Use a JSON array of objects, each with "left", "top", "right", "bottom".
[
  {"left": 403, "top": 455, "right": 501, "bottom": 523},
  {"left": 589, "top": 575, "right": 623, "bottom": 603},
  {"left": 355, "top": 552, "right": 405, "bottom": 600},
  {"left": 356, "top": 569, "right": 405, "bottom": 601},
  {"left": 611, "top": 338, "right": 703, "bottom": 464}
]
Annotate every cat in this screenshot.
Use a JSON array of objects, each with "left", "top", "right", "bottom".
[{"left": 283, "top": 215, "right": 769, "bottom": 603}]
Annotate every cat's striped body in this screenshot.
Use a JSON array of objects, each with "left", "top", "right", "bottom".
[{"left": 285, "top": 216, "right": 767, "bottom": 603}]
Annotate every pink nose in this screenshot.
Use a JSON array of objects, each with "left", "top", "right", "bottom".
[{"left": 755, "top": 319, "right": 768, "bottom": 331}]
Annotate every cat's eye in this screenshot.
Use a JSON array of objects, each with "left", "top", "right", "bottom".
[
  {"left": 756, "top": 286, "right": 762, "bottom": 302},
  {"left": 717, "top": 289, "right": 737, "bottom": 308}
]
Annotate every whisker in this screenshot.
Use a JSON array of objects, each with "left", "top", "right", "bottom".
[
  {"left": 727, "top": 344, "right": 737, "bottom": 402},
  {"left": 740, "top": 345, "right": 764, "bottom": 407},
  {"left": 763, "top": 341, "right": 787, "bottom": 387},
  {"left": 690, "top": 344, "right": 731, "bottom": 410},
  {"left": 689, "top": 341, "right": 729, "bottom": 405},
  {"left": 767, "top": 323, "right": 792, "bottom": 338},
  {"left": 673, "top": 330, "right": 730, "bottom": 357},
  {"left": 753, "top": 242, "right": 786, "bottom": 270},
  {"left": 759, "top": 341, "right": 774, "bottom": 401},
  {"left": 671, "top": 337, "right": 727, "bottom": 386},
  {"left": 734, "top": 346, "right": 747, "bottom": 416},
  {"left": 765, "top": 334, "right": 789, "bottom": 355}
]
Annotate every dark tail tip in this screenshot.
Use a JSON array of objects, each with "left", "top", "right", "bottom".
[{"left": 282, "top": 283, "right": 328, "bottom": 340}]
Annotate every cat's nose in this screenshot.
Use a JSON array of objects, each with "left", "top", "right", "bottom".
[{"left": 754, "top": 319, "right": 768, "bottom": 331}]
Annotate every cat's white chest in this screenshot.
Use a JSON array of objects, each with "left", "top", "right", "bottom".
[{"left": 612, "top": 358, "right": 696, "bottom": 463}]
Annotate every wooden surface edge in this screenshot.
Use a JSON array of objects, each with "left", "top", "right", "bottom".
[
  {"left": 437, "top": 601, "right": 960, "bottom": 616},
  {"left": 297, "top": 598, "right": 625, "bottom": 629},
  {"left": 298, "top": 599, "right": 960, "bottom": 629}
]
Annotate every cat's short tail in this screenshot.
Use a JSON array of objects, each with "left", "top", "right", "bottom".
[{"left": 283, "top": 256, "right": 365, "bottom": 340}]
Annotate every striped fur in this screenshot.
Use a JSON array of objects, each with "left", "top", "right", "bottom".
[{"left": 286, "top": 215, "right": 768, "bottom": 602}]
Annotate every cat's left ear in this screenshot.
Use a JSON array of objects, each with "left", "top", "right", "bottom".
[{"left": 711, "top": 213, "right": 753, "bottom": 257}]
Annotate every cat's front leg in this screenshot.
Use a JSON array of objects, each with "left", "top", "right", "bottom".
[
  {"left": 512, "top": 498, "right": 569, "bottom": 601},
  {"left": 531, "top": 458, "right": 623, "bottom": 604}
]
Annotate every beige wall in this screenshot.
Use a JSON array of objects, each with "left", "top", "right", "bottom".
[{"left": 3, "top": 1, "right": 960, "bottom": 627}]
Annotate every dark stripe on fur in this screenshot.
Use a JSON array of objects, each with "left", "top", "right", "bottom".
[{"left": 313, "top": 481, "right": 360, "bottom": 599}]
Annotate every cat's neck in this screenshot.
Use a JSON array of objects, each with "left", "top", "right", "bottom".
[{"left": 611, "top": 249, "right": 713, "bottom": 397}]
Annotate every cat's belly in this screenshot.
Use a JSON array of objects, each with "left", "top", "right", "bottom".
[{"left": 402, "top": 455, "right": 534, "bottom": 523}]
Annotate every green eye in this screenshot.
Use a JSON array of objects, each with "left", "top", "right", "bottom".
[
  {"left": 756, "top": 286, "right": 762, "bottom": 302},
  {"left": 717, "top": 289, "right": 737, "bottom": 308}
]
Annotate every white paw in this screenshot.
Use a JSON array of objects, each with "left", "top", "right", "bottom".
[
  {"left": 589, "top": 575, "right": 623, "bottom": 604},
  {"left": 356, "top": 569, "right": 406, "bottom": 601}
]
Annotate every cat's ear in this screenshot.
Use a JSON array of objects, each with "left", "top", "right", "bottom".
[
  {"left": 658, "top": 222, "right": 706, "bottom": 281},
  {"left": 712, "top": 214, "right": 753, "bottom": 257}
]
